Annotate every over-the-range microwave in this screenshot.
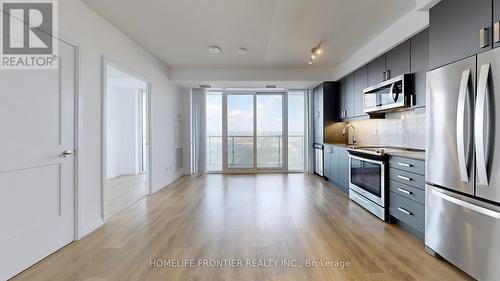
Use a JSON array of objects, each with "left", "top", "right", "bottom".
[{"left": 363, "top": 74, "right": 412, "bottom": 114}]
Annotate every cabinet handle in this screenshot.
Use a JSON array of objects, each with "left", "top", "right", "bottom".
[
  {"left": 480, "top": 27, "right": 490, "bottom": 48},
  {"left": 495, "top": 22, "right": 500, "bottom": 44},
  {"left": 397, "top": 188, "right": 412, "bottom": 195},
  {"left": 398, "top": 175, "right": 412, "bottom": 181},
  {"left": 398, "top": 207, "right": 412, "bottom": 216},
  {"left": 397, "top": 162, "right": 412, "bottom": 167}
]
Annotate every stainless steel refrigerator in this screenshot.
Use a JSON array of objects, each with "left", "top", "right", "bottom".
[{"left": 426, "top": 49, "right": 500, "bottom": 281}]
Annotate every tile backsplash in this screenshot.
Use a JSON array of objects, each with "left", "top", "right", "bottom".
[{"left": 348, "top": 107, "right": 426, "bottom": 150}]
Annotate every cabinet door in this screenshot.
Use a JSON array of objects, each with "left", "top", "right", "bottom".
[
  {"left": 494, "top": 0, "right": 500, "bottom": 48},
  {"left": 353, "top": 65, "right": 368, "bottom": 117},
  {"left": 386, "top": 39, "right": 410, "bottom": 79},
  {"left": 324, "top": 145, "right": 332, "bottom": 180},
  {"left": 410, "top": 29, "right": 429, "bottom": 107},
  {"left": 313, "top": 84, "right": 324, "bottom": 143},
  {"left": 429, "top": 0, "right": 492, "bottom": 69},
  {"left": 330, "top": 146, "right": 339, "bottom": 184},
  {"left": 368, "top": 55, "right": 386, "bottom": 86},
  {"left": 338, "top": 147, "right": 350, "bottom": 192},
  {"left": 340, "top": 74, "right": 354, "bottom": 119}
]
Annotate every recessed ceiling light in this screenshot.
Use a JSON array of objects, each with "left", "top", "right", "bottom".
[
  {"left": 208, "top": 46, "right": 222, "bottom": 54},
  {"left": 237, "top": 48, "right": 248, "bottom": 55},
  {"left": 308, "top": 59, "right": 313, "bottom": 65}
]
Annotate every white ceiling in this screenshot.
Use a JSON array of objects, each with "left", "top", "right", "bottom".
[{"left": 83, "top": 0, "right": 416, "bottom": 70}]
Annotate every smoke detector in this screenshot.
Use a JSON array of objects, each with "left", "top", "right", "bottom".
[
  {"left": 208, "top": 46, "right": 222, "bottom": 54},
  {"left": 237, "top": 48, "right": 248, "bottom": 55}
]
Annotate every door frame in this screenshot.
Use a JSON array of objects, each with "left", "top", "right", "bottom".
[
  {"left": 100, "top": 57, "right": 153, "bottom": 221},
  {"left": 222, "top": 89, "right": 287, "bottom": 173},
  {"left": 57, "top": 35, "right": 81, "bottom": 241}
]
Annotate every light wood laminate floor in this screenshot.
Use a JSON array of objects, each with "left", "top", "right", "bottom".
[
  {"left": 13, "top": 174, "right": 471, "bottom": 281},
  {"left": 106, "top": 174, "right": 147, "bottom": 218}
]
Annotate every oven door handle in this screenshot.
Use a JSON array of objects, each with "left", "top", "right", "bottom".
[{"left": 348, "top": 154, "right": 384, "bottom": 165}]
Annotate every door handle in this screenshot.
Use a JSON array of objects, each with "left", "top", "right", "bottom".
[
  {"left": 475, "top": 64, "right": 490, "bottom": 186},
  {"left": 60, "top": 150, "right": 76, "bottom": 158},
  {"left": 494, "top": 22, "right": 500, "bottom": 43},
  {"left": 480, "top": 27, "right": 490, "bottom": 48},
  {"left": 397, "top": 175, "right": 412, "bottom": 181},
  {"left": 398, "top": 207, "right": 412, "bottom": 216},
  {"left": 456, "top": 69, "right": 471, "bottom": 182}
]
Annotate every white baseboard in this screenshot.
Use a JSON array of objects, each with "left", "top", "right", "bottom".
[{"left": 80, "top": 217, "right": 104, "bottom": 238}]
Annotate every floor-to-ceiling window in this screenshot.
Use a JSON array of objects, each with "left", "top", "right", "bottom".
[
  {"left": 227, "top": 94, "right": 254, "bottom": 169},
  {"left": 287, "top": 90, "right": 306, "bottom": 171},
  {"left": 204, "top": 89, "right": 306, "bottom": 173},
  {"left": 206, "top": 91, "right": 223, "bottom": 172},
  {"left": 257, "top": 94, "right": 283, "bottom": 168}
]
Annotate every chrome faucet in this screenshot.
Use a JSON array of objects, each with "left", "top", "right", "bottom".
[{"left": 342, "top": 124, "right": 357, "bottom": 145}]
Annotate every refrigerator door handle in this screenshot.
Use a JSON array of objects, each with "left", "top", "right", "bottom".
[
  {"left": 457, "top": 69, "right": 471, "bottom": 182},
  {"left": 475, "top": 63, "right": 490, "bottom": 186}
]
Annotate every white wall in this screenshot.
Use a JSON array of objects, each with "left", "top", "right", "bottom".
[
  {"left": 106, "top": 85, "right": 139, "bottom": 179},
  {"left": 59, "top": 0, "right": 188, "bottom": 237}
]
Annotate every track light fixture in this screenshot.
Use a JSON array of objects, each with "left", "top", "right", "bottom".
[{"left": 308, "top": 45, "right": 322, "bottom": 65}]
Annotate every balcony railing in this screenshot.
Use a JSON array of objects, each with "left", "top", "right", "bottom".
[{"left": 207, "top": 135, "right": 304, "bottom": 170}]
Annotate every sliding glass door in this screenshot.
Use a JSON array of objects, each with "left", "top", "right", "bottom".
[
  {"left": 205, "top": 89, "right": 306, "bottom": 173},
  {"left": 256, "top": 94, "right": 283, "bottom": 168},
  {"left": 226, "top": 94, "right": 255, "bottom": 169},
  {"left": 287, "top": 90, "right": 306, "bottom": 171}
]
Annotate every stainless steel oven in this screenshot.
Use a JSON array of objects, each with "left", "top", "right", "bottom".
[
  {"left": 363, "top": 74, "right": 412, "bottom": 114},
  {"left": 347, "top": 149, "right": 387, "bottom": 221}
]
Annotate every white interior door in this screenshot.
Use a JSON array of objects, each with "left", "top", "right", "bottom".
[{"left": 0, "top": 40, "right": 76, "bottom": 280}]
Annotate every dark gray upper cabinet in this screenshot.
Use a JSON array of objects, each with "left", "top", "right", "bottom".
[
  {"left": 339, "top": 74, "right": 354, "bottom": 120},
  {"left": 368, "top": 55, "right": 386, "bottom": 86},
  {"left": 386, "top": 40, "right": 410, "bottom": 79},
  {"left": 410, "top": 29, "right": 429, "bottom": 107},
  {"left": 429, "top": 0, "right": 492, "bottom": 70},
  {"left": 495, "top": 0, "right": 500, "bottom": 48},
  {"left": 313, "top": 82, "right": 338, "bottom": 143},
  {"left": 353, "top": 65, "right": 368, "bottom": 117}
]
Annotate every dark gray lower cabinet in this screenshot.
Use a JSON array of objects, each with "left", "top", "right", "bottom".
[
  {"left": 324, "top": 145, "right": 332, "bottom": 180},
  {"left": 389, "top": 156, "right": 425, "bottom": 240},
  {"left": 337, "top": 147, "right": 349, "bottom": 191},
  {"left": 323, "top": 144, "right": 349, "bottom": 193}
]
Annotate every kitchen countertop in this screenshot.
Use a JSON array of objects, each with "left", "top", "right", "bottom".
[{"left": 324, "top": 142, "right": 426, "bottom": 161}]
